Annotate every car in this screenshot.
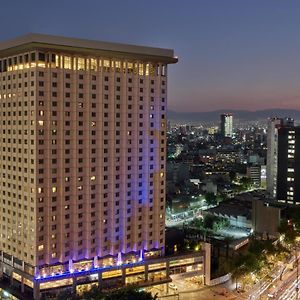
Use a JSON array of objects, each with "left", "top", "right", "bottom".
[{"left": 169, "top": 283, "right": 177, "bottom": 290}]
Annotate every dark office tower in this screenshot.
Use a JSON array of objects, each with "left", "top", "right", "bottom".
[
  {"left": 276, "top": 126, "right": 300, "bottom": 205},
  {"left": 266, "top": 117, "right": 295, "bottom": 199},
  {"left": 220, "top": 113, "right": 233, "bottom": 138}
]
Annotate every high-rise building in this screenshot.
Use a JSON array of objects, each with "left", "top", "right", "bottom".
[
  {"left": 220, "top": 113, "right": 233, "bottom": 138},
  {"left": 266, "top": 117, "right": 300, "bottom": 204},
  {"left": 266, "top": 117, "right": 283, "bottom": 197},
  {"left": 0, "top": 34, "right": 183, "bottom": 298},
  {"left": 276, "top": 125, "right": 300, "bottom": 205}
]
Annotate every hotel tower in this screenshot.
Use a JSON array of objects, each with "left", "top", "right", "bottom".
[{"left": 0, "top": 34, "right": 181, "bottom": 299}]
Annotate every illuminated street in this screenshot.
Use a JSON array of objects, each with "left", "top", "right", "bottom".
[
  {"left": 245, "top": 254, "right": 298, "bottom": 300},
  {"left": 274, "top": 267, "right": 299, "bottom": 300}
]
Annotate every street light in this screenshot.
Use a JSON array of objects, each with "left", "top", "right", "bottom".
[{"left": 295, "top": 247, "right": 299, "bottom": 300}]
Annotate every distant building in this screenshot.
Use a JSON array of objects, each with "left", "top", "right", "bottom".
[
  {"left": 247, "top": 165, "right": 261, "bottom": 187},
  {"left": 167, "top": 162, "right": 190, "bottom": 183},
  {"left": 276, "top": 125, "right": 300, "bottom": 205},
  {"left": 208, "top": 126, "right": 218, "bottom": 135},
  {"left": 203, "top": 181, "right": 218, "bottom": 195},
  {"left": 203, "top": 198, "right": 252, "bottom": 229},
  {"left": 266, "top": 117, "right": 294, "bottom": 198},
  {"left": 266, "top": 117, "right": 300, "bottom": 205},
  {"left": 220, "top": 113, "right": 233, "bottom": 138},
  {"left": 248, "top": 154, "right": 264, "bottom": 165},
  {"left": 252, "top": 199, "right": 280, "bottom": 238}
]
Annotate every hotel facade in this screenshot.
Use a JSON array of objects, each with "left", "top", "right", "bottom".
[{"left": 0, "top": 34, "right": 210, "bottom": 299}]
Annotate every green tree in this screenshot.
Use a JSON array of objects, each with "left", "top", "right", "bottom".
[
  {"left": 57, "top": 286, "right": 156, "bottom": 300},
  {"left": 56, "top": 290, "right": 80, "bottom": 300},
  {"left": 106, "top": 286, "right": 156, "bottom": 300},
  {"left": 289, "top": 208, "right": 300, "bottom": 233},
  {"left": 278, "top": 220, "right": 297, "bottom": 247},
  {"left": 203, "top": 214, "right": 215, "bottom": 230},
  {"left": 190, "top": 218, "right": 204, "bottom": 229},
  {"left": 81, "top": 285, "right": 104, "bottom": 300},
  {"left": 217, "top": 192, "right": 228, "bottom": 203},
  {"left": 229, "top": 171, "right": 236, "bottom": 182},
  {"left": 205, "top": 192, "right": 217, "bottom": 206},
  {"left": 239, "top": 177, "right": 252, "bottom": 189}
]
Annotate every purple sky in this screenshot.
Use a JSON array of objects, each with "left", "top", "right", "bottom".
[{"left": 1, "top": 0, "right": 300, "bottom": 112}]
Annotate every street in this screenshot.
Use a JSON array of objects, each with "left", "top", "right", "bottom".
[{"left": 245, "top": 254, "right": 298, "bottom": 300}]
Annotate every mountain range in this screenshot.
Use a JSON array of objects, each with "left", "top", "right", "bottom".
[{"left": 168, "top": 109, "right": 300, "bottom": 123}]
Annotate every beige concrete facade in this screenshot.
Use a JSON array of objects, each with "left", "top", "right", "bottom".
[{"left": 0, "top": 34, "right": 178, "bottom": 298}]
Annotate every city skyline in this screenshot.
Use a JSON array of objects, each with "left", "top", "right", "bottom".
[{"left": 1, "top": 1, "right": 300, "bottom": 112}]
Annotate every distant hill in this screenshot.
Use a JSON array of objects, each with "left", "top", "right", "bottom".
[{"left": 167, "top": 109, "right": 300, "bottom": 123}]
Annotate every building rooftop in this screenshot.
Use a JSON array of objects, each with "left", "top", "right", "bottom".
[{"left": 0, "top": 33, "right": 178, "bottom": 63}]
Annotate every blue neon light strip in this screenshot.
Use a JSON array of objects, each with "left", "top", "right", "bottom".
[{"left": 35, "top": 259, "right": 144, "bottom": 281}]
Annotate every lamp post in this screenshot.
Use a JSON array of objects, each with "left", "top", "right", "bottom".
[{"left": 295, "top": 247, "right": 299, "bottom": 300}]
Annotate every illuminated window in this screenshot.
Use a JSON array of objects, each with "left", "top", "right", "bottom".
[
  {"left": 115, "top": 61, "right": 121, "bottom": 71},
  {"left": 55, "top": 55, "right": 59, "bottom": 68},
  {"left": 78, "top": 58, "right": 85, "bottom": 70},
  {"left": 64, "top": 56, "right": 71, "bottom": 69},
  {"left": 103, "top": 60, "right": 110, "bottom": 69},
  {"left": 127, "top": 62, "right": 133, "bottom": 73},
  {"left": 145, "top": 63, "right": 149, "bottom": 76},
  {"left": 139, "top": 63, "right": 144, "bottom": 76},
  {"left": 90, "top": 58, "right": 97, "bottom": 71}
]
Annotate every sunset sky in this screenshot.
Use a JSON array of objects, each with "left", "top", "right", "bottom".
[{"left": 2, "top": 0, "right": 300, "bottom": 112}]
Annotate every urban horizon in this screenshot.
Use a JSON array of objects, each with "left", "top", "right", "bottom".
[{"left": 1, "top": 1, "right": 300, "bottom": 112}]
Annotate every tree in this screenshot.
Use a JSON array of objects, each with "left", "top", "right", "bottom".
[
  {"left": 81, "top": 285, "right": 104, "bottom": 300},
  {"left": 229, "top": 171, "right": 236, "bottom": 182},
  {"left": 106, "top": 287, "right": 156, "bottom": 300},
  {"left": 288, "top": 207, "right": 300, "bottom": 233},
  {"left": 278, "top": 220, "right": 297, "bottom": 247},
  {"left": 239, "top": 177, "right": 252, "bottom": 189},
  {"left": 205, "top": 192, "right": 217, "bottom": 206},
  {"left": 190, "top": 218, "right": 204, "bottom": 229},
  {"left": 57, "top": 286, "right": 156, "bottom": 300},
  {"left": 217, "top": 192, "right": 228, "bottom": 203},
  {"left": 203, "top": 215, "right": 215, "bottom": 230},
  {"left": 56, "top": 290, "right": 80, "bottom": 300}
]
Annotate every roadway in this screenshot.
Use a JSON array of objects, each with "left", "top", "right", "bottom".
[
  {"left": 274, "top": 267, "right": 299, "bottom": 300},
  {"left": 245, "top": 255, "right": 297, "bottom": 300}
]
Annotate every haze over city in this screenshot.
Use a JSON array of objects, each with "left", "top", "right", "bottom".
[{"left": 2, "top": 0, "right": 300, "bottom": 112}]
